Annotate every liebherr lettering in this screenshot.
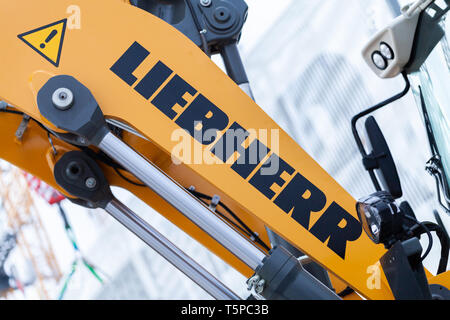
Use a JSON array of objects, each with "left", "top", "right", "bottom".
[{"left": 110, "top": 41, "right": 362, "bottom": 259}]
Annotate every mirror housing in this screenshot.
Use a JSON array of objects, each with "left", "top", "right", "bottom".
[{"left": 364, "top": 116, "right": 403, "bottom": 199}]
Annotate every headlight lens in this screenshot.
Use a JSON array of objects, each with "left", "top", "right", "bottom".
[
  {"left": 356, "top": 191, "right": 398, "bottom": 245},
  {"left": 380, "top": 42, "right": 394, "bottom": 60},
  {"left": 371, "top": 51, "right": 388, "bottom": 70},
  {"left": 357, "top": 198, "right": 382, "bottom": 243}
]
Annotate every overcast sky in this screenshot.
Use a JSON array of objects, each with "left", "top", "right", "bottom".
[{"left": 239, "top": 0, "right": 293, "bottom": 54}]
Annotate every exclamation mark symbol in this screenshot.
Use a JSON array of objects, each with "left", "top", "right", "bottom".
[{"left": 40, "top": 29, "right": 58, "bottom": 49}]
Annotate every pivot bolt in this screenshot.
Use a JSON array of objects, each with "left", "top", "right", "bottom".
[
  {"left": 52, "top": 88, "right": 74, "bottom": 110},
  {"left": 66, "top": 162, "right": 82, "bottom": 180},
  {"left": 200, "top": 0, "right": 212, "bottom": 7},
  {"left": 214, "top": 7, "right": 231, "bottom": 23},
  {"left": 85, "top": 177, "right": 97, "bottom": 189}
]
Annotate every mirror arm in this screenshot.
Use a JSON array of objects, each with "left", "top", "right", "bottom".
[{"left": 351, "top": 72, "right": 410, "bottom": 191}]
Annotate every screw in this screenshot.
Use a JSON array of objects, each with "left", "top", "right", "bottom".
[
  {"left": 255, "top": 279, "right": 265, "bottom": 295},
  {"left": 77, "top": 137, "right": 88, "bottom": 145},
  {"left": 52, "top": 88, "right": 74, "bottom": 110},
  {"left": 85, "top": 177, "right": 97, "bottom": 189},
  {"left": 200, "top": 0, "right": 211, "bottom": 7}
]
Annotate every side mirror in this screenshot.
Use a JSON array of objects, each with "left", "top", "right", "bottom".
[{"left": 364, "top": 116, "right": 403, "bottom": 199}]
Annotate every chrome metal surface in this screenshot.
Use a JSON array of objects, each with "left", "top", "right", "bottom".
[
  {"left": 105, "top": 198, "right": 241, "bottom": 300},
  {"left": 98, "top": 132, "right": 267, "bottom": 270},
  {"left": 105, "top": 118, "right": 149, "bottom": 141}
]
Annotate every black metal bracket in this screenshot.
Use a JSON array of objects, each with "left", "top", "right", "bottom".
[
  {"left": 362, "top": 152, "right": 386, "bottom": 171},
  {"left": 380, "top": 238, "right": 434, "bottom": 300},
  {"left": 404, "top": 0, "right": 450, "bottom": 74},
  {"left": 131, "top": 0, "right": 250, "bottom": 86},
  {"left": 248, "top": 246, "right": 341, "bottom": 300},
  {"left": 351, "top": 73, "right": 410, "bottom": 192},
  {"left": 131, "top": 0, "right": 248, "bottom": 54},
  {"left": 37, "top": 75, "right": 109, "bottom": 146},
  {"left": 54, "top": 151, "right": 114, "bottom": 209}
]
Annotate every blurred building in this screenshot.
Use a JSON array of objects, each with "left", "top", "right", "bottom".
[{"left": 241, "top": 0, "right": 449, "bottom": 272}]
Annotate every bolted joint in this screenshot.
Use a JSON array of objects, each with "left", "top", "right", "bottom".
[
  {"left": 54, "top": 151, "right": 114, "bottom": 209},
  {"left": 198, "top": 0, "right": 248, "bottom": 37},
  {"left": 37, "top": 75, "right": 110, "bottom": 146}
]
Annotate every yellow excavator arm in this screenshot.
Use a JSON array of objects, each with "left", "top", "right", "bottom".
[{"left": 0, "top": 0, "right": 447, "bottom": 300}]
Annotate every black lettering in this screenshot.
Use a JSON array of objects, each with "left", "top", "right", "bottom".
[
  {"left": 274, "top": 173, "right": 326, "bottom": 229},
  {"left": 110, "top": 41, "right": 149, "bottom": 86},
  {"left": 152, "top": 75, "right": 197, "bottom": 120},
  {"left": 309, "top": 202, "right": 362, "bottom": 259},
  {"left": 134, "top": 61, "right": 172, "bottom": 99},
  {"left": 211, "top": 122, "right": 249, "bottom": 162},
  {"left": 175, "top": 94, "right": 229, "bottom": 145},
  {"left": 231, "top": 139, "right": 270, "bottom": 179},
  {"left": 249, "top": 154, "right": 295, "bottom": 200}
]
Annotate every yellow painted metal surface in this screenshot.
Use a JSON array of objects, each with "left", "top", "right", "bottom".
[{"left": 0, "top": 0, "right": 447, "bottom": 299}]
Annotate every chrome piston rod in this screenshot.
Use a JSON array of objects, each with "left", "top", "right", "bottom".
[
  {"left": 98, "top": 131, "right": 267, "bottom": 270},
  {"left": 104, "top": 198, "right": 240, "bottom": 300}
]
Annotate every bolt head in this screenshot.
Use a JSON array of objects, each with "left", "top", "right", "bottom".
[
  {"left": 200, "top": 0, "right": 212, "bottom": 7},
  {"left": 85, "top": 177, "right": 97, "bottom": 189},
  {"left": 52, "top": 88, "right": 74, "bottom": 110}
]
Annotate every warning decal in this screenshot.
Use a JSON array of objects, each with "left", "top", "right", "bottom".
[{"left": 18, "top": 19, "right": 67, "bottom": 67}]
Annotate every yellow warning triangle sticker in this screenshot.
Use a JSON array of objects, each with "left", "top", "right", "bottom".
[{"left": 18, "top": 19, "right": 67, "bottom": 67}]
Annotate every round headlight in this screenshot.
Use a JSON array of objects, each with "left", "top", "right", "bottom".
[
  {"left": 371, "top": 51, "right": 388, "bottom": 70},
  {"left": 380, "top": 42, "right": 394, "bottom": 60},
  {"left": 356, "top": 191, "right": 399, "bottom": 246}
]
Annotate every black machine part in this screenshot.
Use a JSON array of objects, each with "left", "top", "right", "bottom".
[
  {"left": 351, "top": 73, "right": 411, "bottom": 193},
  {"left": 265, "top": 232, "right": 334, "bottom": 290},
  {"left": 380, "top": 238, "right": 435, "bottom": 300},
  {"left": 404, "top": 0, "right": 450, "bottom": 74},
  {"left": 54, "top": 151, "right": 114, "bottom": 209},
  {"left": 130, "top": 0, "right": 250, "bottom": 86},
  {"left": 253, "top": 246, "right": 341, "bottom": 300},
  {"left": 430, "top": 284, "right": 450, "bottom": 300},
  {"left": 37, "top": 75, "right": 110, "bottom": 146},
  {"left": 364, "top": 116, "right": 403, "bottom": 199},
  {"left": 130, "top": 0, "right": 248, "bottom": 54}
]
